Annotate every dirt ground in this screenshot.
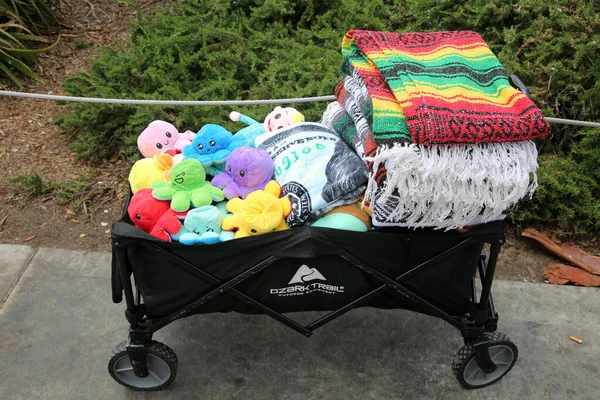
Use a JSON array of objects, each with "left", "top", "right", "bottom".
[
  {"left": 0, "top": 1, "right": 597, "bottom": 281},
  {"left": 0, "top": 0, "right": 174, "bottom": 251}
]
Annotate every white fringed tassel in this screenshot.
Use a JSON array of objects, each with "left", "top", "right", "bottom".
[{"left": 363, "top": 141, "right": 539, "bottom": 230}]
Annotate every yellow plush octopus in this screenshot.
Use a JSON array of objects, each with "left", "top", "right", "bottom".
[
  {"left": 128, "top": 153, "right": 173, "bottom": 194},
  {"left": 222, "top": 181, "right": 292, "bottom": 238}
]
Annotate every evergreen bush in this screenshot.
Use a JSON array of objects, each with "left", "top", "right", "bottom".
[{"left": 59, "top": 0, "right": 600, "bottom": 233}]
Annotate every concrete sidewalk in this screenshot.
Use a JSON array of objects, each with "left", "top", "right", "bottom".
[{"left": 0, "top": 244, "right": 598, "bottom": 399}]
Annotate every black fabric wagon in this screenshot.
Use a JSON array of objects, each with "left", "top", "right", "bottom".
[{"left": 109, "top": 191, "right": 518, "bottom": 391}]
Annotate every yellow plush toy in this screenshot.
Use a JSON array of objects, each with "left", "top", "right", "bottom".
[
  {"left": 222, "top": 180, "right": 292, "bottom": 238},
  {"left": 128, "top": 153, "right": 173, "bottom": 194}
]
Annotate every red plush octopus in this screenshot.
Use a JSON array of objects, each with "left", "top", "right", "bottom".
[{"left": 127, "top": 189, "right": 186, "bottom": 241}]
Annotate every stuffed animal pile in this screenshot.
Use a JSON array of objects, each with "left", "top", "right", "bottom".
[{"left": 127, "top": 106, "right": 372, "bottom": 245}]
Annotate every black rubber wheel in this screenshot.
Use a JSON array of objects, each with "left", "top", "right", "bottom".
[
  {"left": 108, "top": 340, "right": 178, "bottom": 391},
  {"left": 452, "top": 331, "right": 518, "bottom": 389}
]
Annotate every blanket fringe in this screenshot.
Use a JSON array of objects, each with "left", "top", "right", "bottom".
[{"left": 364, "top": 141, "right": 539, "bottom": 230}]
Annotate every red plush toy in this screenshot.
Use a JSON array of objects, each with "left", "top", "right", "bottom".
[{"left": 127, "top": 189, "right": 185, "bottom": 241}]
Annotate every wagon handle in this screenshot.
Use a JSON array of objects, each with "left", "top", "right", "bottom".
[{"left": 509, "top": 74, "right": 531, "bottom": 99}]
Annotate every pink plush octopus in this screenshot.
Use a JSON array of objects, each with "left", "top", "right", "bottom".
[{"left": 137, "top": 120, "right": 195, "bottom": 159}]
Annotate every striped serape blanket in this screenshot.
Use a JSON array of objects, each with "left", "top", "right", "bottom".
[
  {"left": 340, "top": 30, "right": 550, "bottom": 145},
  {"left": 321, "top": 30, "right": 549, "bottom": 229}
]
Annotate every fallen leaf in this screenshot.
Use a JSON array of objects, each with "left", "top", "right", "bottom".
[
  {"left": 101, "top": 222, "right": 108, "bottom": 227},
  {"left": 21, "top": 235, "right": 35, "bottom": 242},
  {"left": 40, "top": 223, "right": 47, "bottom": 229},
  {"left": 79, "top": 233, "right": 86, "bottom": 238},
  {"left": 40, "top": 197, "right": 53, "bottom": 203},
  {"left": 71, "top": 219, "right": 80, "bottom": 223},
  {"left": 64, "top": 208, "right": 75, "bottom": 216}
]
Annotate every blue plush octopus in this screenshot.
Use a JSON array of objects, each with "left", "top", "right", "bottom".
[
  {"left": 177, "top": 203, "right": 234, "bottom": 245},
  {"left": 182, "top": 124, "right": 245, "bottom": 176}
]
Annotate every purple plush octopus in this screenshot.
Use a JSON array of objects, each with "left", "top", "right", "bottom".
[{"left": 211, "top": 146, "right": 274, "bottom": 199}]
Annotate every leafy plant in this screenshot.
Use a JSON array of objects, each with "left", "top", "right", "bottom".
[
  {"left": 54, "top": 170, "right": 98, "bottom": 208},
  {"left": 0, "top": 0, "right": 61, "bottom": 86},
  {"left": 512, "top": 129, "right": 600, "bottom": 234},
  {"left": 7, "top": 172, "right": 51, "bottom": 196},
  {"left": 74, "top": 39, "right": 94, "bottom": 49},
  {"left": 1, "top": 0, "right": 62, "bottom": 35},
  {"left": 6, "top": 170, "right": 99, "bottom": 210}
]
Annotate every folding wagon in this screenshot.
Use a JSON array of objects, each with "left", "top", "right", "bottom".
[{"left": 109, "top": 194, "right": 518, "bottom": 391}]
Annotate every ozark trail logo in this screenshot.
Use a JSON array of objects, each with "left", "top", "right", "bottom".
[
  {"left": 288, "top": 264, "right": 326, "bottom": 284},
  {"left": 270, "top": 265, "right": 344, "bottom": 297}
]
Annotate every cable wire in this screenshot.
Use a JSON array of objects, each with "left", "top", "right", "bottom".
[{"left": 2, "top": 90, "right": 600, "bottom": 128}]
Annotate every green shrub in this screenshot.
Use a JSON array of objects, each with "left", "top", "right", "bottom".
[
  {"left": 59, "top": 0, "right": 600, "bottom": 232},
  {"left": 512, "top": 131, "right": 600, "bottom": 234},
  {"left": 58, "top": 0, "right": 393, "bottom": 161}
]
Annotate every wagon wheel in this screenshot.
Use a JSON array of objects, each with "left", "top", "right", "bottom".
[
  {"left": 108, "top": 340, "right": 178, "bottom": 391},
  {"left": 452, "top": 331, "right": 518, "bottom": 389}
]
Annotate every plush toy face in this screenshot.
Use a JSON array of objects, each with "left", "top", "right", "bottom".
[
  {"left": 151, "top": 158, "right": 224, "bottom": 212},
  {"left": 263, "top": 106, "right": 305, "bottom": 132},
  {"left": 170, "top": 158, "right": 206, "bottom": 189},
  {"left": 138, "top": 120, "right": 181, "bottom": 158},
  {"left": 184, "top": 206, "right": 223, "bottom": 235},
  {"left": 128, "top": 189, "right": 171, "bottom": 232},
  {"left": 191, "top": 124, "right": 233, "bottom": 156},
  {"left": 226, "top": 147, "right": 274, "bottom": 187}
]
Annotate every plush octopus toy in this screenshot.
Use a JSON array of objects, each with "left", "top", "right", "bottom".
[
  {"left": 151, "top": 158, "right": 224, "bottom": 212},
  {"left": 182, "top": 124, "right": 245, "bottom": 176},
  {"left": 211, "top": 146, "right": 274, "bottom": 200},
  {"left": 137, "top": 120, "right": 195, "bottom": 161},
  {"left": 222, "top": 181, "right": 292, "bottom": 239},
  {"left": 177, "top": 204, "right": 234, "bottom": 245},
  {"left": 127, "top": 189, "right": 186, "bottom": 241}
]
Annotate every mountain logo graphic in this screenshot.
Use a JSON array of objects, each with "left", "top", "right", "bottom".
[{"left": 288, "top": 265, "right": 326, "bottom": 285}]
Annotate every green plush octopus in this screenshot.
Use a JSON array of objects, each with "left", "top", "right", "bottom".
[{"left": 151, "top": 158, "right": 224, "bottom": 212}]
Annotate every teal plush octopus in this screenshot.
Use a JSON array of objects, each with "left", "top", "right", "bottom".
[{"left": 151, "top": 158, "right": 224, "bottom": 212}]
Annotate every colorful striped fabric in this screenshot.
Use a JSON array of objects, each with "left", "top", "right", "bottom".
[{"left": 341, "top": 30, "right": 551, "bottom": 145}]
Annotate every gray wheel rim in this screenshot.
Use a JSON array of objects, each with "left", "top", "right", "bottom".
[
  {"left": 463, "top": 345, "right": 515, "bottom": 386},
  {"left": 113, "top": 354, "right": 172, "bottom": 389}
]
